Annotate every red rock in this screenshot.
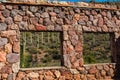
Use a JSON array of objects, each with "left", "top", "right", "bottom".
[
  {"left": 75, "top": 42, "right": 82, "bottom": 52},
  {"left": 36, "top": 25, "right": 46, "bottom": 30},
  {"left": 88, "top": 66, "right": 97, "bottom": 74},
  {"left": 0, "top": 50, "right": 6, "bottom": 62},
  {"left": 0, "top": 65, "right": 12, "bottom": 74},
  {"left": 13, "top": 42, "right": 20, "bottom": 53}
]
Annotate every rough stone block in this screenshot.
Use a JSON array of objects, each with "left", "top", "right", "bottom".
[
  {"left": 0, "top": 38, "right": 8, "bottom": 47},
  {"left": 7, "top": 53, "right": 19, "bottom": 64}
]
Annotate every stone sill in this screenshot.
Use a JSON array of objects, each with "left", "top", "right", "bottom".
[
  {"left": 1, "top": 2, "right": 120, "bottom": 11},
  {"left": 84, "top": 63, "right": 116, "bottom": 67},
  {"left": 20, "top": 66, "right": 66, "bottom": 71}
]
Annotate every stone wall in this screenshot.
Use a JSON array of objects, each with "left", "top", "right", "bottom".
[{"left": 0, "top": 2, "right": 120, "bottom": 80}]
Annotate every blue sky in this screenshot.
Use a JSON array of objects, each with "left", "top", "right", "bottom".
[{"left": 61, "top": 0, "right": 120, "bottom": 2}]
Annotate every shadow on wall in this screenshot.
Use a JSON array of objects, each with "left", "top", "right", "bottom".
[{"left": 113, "top": 37, "right": 120, "bottom": 80}]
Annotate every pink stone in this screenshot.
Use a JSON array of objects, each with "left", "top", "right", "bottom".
[
  {"left": 79, "top": 58, "right": 84, "bottom": 66},
  {"left": 98, "top": 17, "right": 104, "bottom": 27},
  {"left": 0, "top": 50, "right": 6, "bottom": 62},
  {"left": 101, "top": 11, "right": 107, "bottom": 17},
  {"left": 72, "top": 60, "right": 80, "bottom": 68}
]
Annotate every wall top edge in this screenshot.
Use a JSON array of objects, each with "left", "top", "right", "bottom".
[{"left": 0, "top": 2, "right": 120, "bottom": 11}]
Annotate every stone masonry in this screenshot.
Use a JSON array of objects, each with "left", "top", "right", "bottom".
[{"left": 0, "top": 2, "right": 120, "bottom": 80}]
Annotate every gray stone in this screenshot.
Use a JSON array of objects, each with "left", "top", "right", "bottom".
[
  {"left": 2, "top": 9, "right": 10, "bottom": 18},
  {"left": 55, "top": 25, "right": 62, "bottom": 31},
  {"left": 116, "top": 11, "right": 120, "bottom": 16},
  {"left": 35, "top": 13, "right": 40, "bottom": 18},
  {"left": 41, "top": 12, "right": 49, "bottom": 18},
  {"left": 0, "top": 38, "right": 8, "bottom": 46},
  {"left": 93, "top": 19, "right": 98, "bottom": 26},
  {"left": 0, "top": 23, "right": 7, "bottom": 31},
  {"left": 21, "top": 6, "right": 29, "bottom": 11},
  {"left": 18, "top": 11, "right": 25, "bottom": 16},
  {"left": 54, "top": 8, "right": 60, "bottom": 13},
  {"left": 74, "top": 8, "right": 80, "bottom": 13},
  {"left": 7, "top": 53, "right": 19, "bottom": 64},
  {"left": 7, "top": 74, "right": 13, "bottom": 80},
  {"left": 63, "top": 54, "right": 71, "bottom": 68},
  {"left": 56, "top": 18, "right": 64, "bottom": 25},
  {"left": 96, "top": 65, "right": 103, "bottom": 70},
  {"left": 30, "top": 6, "right": 38, "bottom": 13},
  {"left": 19, "top": 21, "right": 28, "bottom": 30},
  {"left": 107, "top": 11, "right": 112, "bottom": 19},
  {"left": 47, "top": 25, "right": 54, "bottom": 30},
  {"left": 78, "top": 20, "right": 86, "bottom": 26},
  {"left": 43, "top": 18, "right": 52, "bottom": 26},
  {"left": 26, "top": 11, "right": 34, "bottom": 17},
  {"left": 12, "top": 62, "right": 20, "bottom": 73},
  {"left": 87, "top": 21, "right": 92, "bottom": 27},
  {"left": 11, "top": 10, "right": 19, "bottom": 17},
  {"left": 5, "top": 17, "right": 13, "bottom": 25},
  {"left": 89, "top": 15, "right": 94, "bottom": 21},
  {"left": 107, "top": 20, "right": 116, "bottom": 27}
]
